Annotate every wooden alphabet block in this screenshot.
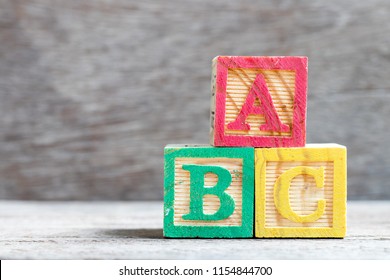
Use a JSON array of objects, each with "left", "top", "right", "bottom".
[
  {"left": 255, "top": 144, "right": 347, "bottom": 238},
  {"left": 210, "top": 56, "right": 307, "bottom": 147},
  {"left": 164, "top": 145, "right": 254, "bottom": 238}
]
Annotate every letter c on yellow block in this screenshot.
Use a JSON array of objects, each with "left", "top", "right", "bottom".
[{"left": 274, "top": 166, "right": 326, "bottom": 223}]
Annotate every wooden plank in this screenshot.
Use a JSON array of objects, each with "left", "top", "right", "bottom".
[
  {"left": 210, "top": 56, "right": 307, "bottom": 148},
  {"left": 0, "top": 201, "right": 389, "bottom": 259},
  {"left": 255, "top": 144, "right": 347, "bottom": 238},
  {"left": 164, "top": 145, "right": 254, "bottom": 238}
]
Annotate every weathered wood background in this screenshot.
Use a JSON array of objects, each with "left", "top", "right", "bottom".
[{"left": 0, "top": 0, "right": 389, "bottom": 200}]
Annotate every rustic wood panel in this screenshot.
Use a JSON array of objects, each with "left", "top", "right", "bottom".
[{"left": 0, "top": 0, "right": 389, "bottom": 199}]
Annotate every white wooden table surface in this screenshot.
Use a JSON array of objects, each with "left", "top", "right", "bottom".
[{"left": 0, "top": 201, "right": 389, "bottom": 259}]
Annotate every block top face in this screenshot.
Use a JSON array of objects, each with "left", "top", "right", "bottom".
[
  {"left": 256, "top": 144, "right": 347, "bottom": 161},
  {"left": 165, "top": 144, "right": 214, "bottom": 148},
  {"left": 210, "top": 56, "right": 308, "bottom": 148}
]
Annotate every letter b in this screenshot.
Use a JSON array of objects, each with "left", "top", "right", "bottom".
[{"left": 182, "top": 164, "right": 235, "bottom": 221}]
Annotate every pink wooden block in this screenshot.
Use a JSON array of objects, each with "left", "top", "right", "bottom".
[{"left": 210, "top": 56, "right": 308, "bottom": 148}]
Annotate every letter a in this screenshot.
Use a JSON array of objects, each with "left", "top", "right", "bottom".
[
  {"left": 227, "top": 73, "right": 290, "bottom": 132},
  {"left": 181, "top": 164, "right": 235, "bottom": 221}
]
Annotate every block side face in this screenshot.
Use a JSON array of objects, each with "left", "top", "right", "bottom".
[
  {"left": 163, "top": 147, "right": 176, "bottom": 237},
  {"left": 212, "top": 56, "right": 307, "bottom": 147},
  {"left": 331, "top": 147, "right": 347, "bottom": 237},
  {"left": 255, "top": 146, "right": 347, "bottom": 238},
  {"left": 291, "top": 56, "right": 307, "bottom": 148},
  {"left": 213, "top": 57, "right": 229, "bottom": 146},
  {"left": 164, "top": 146, "right": 254, "bottom": 238},
  {"left": 210, "top": 58, "right": 218, "bottom": 145}
]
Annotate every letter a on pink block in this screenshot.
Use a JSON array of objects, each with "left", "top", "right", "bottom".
[
  {"left": 210, "top": 56, "right": 308, "bottom": 148},
  {"left": 227, "top": 74, "right": 290, "bottom": 132}
]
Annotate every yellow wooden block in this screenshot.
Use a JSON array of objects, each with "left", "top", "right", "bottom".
[{"left": 255, "top": 144, "right": 347, "bottom": 238}]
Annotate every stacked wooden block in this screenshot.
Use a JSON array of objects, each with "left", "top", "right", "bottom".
[{"left": 164, "top": 56, "right": 347, "bottom": 238}]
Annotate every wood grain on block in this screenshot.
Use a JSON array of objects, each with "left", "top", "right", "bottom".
[
  {"left": 255, "top": 144, "right": 347, "bottom": 238},
  {"left": 164, "top": 145, "right": 254, "bottom": 238},
  {"left": 210, "top": 56, "right": 307, "bottom": 148}
]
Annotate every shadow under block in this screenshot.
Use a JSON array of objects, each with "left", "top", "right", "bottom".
[
  {"left": 210, "top": 56, "right": 308, "bottom": 147},
  {"left": 164, "top": 145, "right": 254, "bottom": 238},
  {"left": 255, "top": 144, "right": 347, "bottom": 238}
]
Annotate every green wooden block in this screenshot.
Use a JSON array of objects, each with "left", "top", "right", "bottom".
[{"left": 164, "top": 145, "right": 254, "bottom": 238}]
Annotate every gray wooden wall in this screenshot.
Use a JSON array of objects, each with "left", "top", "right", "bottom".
[{"left": 0, "top": 0, "right": 389, "bottom": 200}]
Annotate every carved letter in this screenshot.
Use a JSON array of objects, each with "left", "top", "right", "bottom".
[
  {"left": 274, "top": 166, "right": 326, "bottom": 223},
  {"left": 227, "top": 73, "right": 290, "bottom": 132},
  {"left": 182, "top": 164, "right": 235, "bottom": 221}
]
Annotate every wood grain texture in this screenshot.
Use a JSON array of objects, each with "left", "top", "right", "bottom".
[
  {"left": 0, "top": 201, "right": 389, "bottom": 259},
  {"left": 211, "top": 56, "right": 307, "bottom": 147},
  {"left": 255, "top": 144, "right": 347, "bottom": 238},
  {"left": 0, "top": 0, "right": 389, "bottom": 200},
  {"left": 164, "top": 145, "right": 254, "bottom": 238}
]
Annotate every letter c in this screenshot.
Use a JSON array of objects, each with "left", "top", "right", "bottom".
[{"left": 274, "top": 166, "right": 326, "bottom": 223}]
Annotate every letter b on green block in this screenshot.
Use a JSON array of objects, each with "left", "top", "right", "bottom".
[
  {"left": 181, "top": 164, "right": 235, "bottom": 221},
  {"left": 163, "top": 145, "right": 254, "bottom": 238}
]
